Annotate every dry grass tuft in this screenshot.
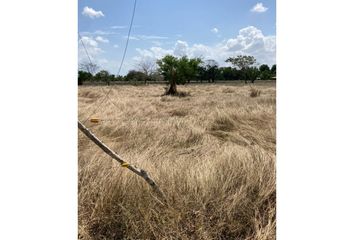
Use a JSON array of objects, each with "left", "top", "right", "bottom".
[
  {"left": 250, "top": 87, "right": 261, "bottom": 98},
  {"left": 168, "top": 108, "right": 189, "bottom": 117},
  {"left": 222, "top": 88, "right": 235, "bottom": 93},
  {"left": 78, "top": 82, "right": 276, "bottom": 239}
]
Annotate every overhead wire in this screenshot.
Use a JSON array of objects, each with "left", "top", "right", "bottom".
[
  {"left": 78, "top": 32, "right": 94, "bottom": 72},
  {"left": 79, "top": 0, "right": 138, "bottom": 124}
]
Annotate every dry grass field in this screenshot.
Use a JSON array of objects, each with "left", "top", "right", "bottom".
[{"left": 78, "top": 82, "right": 276, "bottom": 239}]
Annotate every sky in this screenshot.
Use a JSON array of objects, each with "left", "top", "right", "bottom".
[{"left": 78, "top": 0, "right": 276, "bottom": 75}]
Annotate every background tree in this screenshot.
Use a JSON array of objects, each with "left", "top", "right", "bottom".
[
  {"left": 115, "top": 75, "right": 125, "bottom": 82},
  {"left": 259, "top": 64, "right": 272, "bottom": 80},
  {"left": 177, "top": 56, "right": 203, "bottom": 84},
  {"left": 259, "top": 64, "right": 270, "bottom": 73},
  {"left": 197, "top": 65, "right": 207, "bottom": 83},
  {"left": 218, "top": 67, "right": 240, "bottom": 80},
  {"left": 125, "top": 70, "right": 147, "bottom": 83},
  {"left": 108, "top": 74, "right": 115, "bottom": 83},
  {"left": 150, "top": 72, "right": 164, "bottom": 82},
  {"left": 94, "top": 70, "right": 110, "bottom": 85},
  {"left": 246, "top": 67, "right": 260, "bottom": 83},
  {"left": 79, "top": 61, "right": 100, "bottom": 75},
  {"left": 204, "top": 59, "right": 219, "bottom": 83},
  {"left": 157, "top": 55, "right": 179, "bottom": 95},
  {"left": 78, "top": 71, "right": 92, "bottom": 85},
  {"left": 271, "top": 64, "right": 276, "bottom": 77},
  {"left": 157, "top": 55, "right": 202, "bottom": 95},
  {"left": 136, "top": 58, "right": 156, "bottom": 84},
  {"left": 226, "top": 55, "right": 257, "bottom": 83}
]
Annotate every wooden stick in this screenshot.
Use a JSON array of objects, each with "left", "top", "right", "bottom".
[{"left": 78, "top": 120, "right": 166, "bottom": 201}]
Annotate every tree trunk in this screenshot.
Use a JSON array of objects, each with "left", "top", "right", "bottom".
[
  {"left": 166, "top": 80, "right": 177, "bottom": 95},
  {"left": 166, "top": 70, "right": 178, "bottom": 95}
]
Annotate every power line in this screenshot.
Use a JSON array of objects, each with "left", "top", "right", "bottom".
[
  {"left": 78, "top": 32, "right": 93, "bottom": 68},
  {"left": 117, "top": 0, "right": 137, "bottom": 77},
  {"left": 80, "top": 0, "right": 138, "bottom": 124}
]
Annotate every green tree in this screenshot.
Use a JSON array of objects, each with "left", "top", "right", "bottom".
[
  {"left": 157, "top": 55, "right": 202, "bottom": 95},
  {"left": 125, "top": 70, "right": 147, "bottom": 83},
  {"left": 115, "top": 75, "right": 124, "bottom": 81},
  {"left": 226, "top": 55, "right": 257, "bottom": 83},
  {"left": 218, "top": 67, "right": 240, "bottom": 80},
  {"left": 177, "top": 56, "right": 202, "bottom": 84},
  {"left": 78, "top": 71, "right": 92, "bottom": 85},
  {"left": 204, "top": 59, "right": 219, "bottom": 83},
  {"left": 259, "top": 64, "right": 272, "bottom": 80},
  {"left": 271, "top": 64, "right": 276, "bottom": 76},
  {"left": 246, "top": 67, "right": 260, "bottom": 83},
  {"left": 94, "top": 70, "right": 110, "bottom": 85},
  {"left": 157, "top": 55, "right": 179, "bottom": 94},
  {"left": 259, "top": 64, "right": 270, "bottom": 72}
]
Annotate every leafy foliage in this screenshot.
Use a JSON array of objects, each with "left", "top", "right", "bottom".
[
  {"left": 226, "top": 55, "right": 258, "bottom": 83},
  {"left": 77, "top": 54, "right": 276, "bottom": 85},
  {"left": 271, "top": 64, "right": 276, "bottom": 76},
  {"left": 157, "top": 55, "right": 179, "bottom": 82},
  {"left": 226, "top": 55, "right": 257, "bottom": 70},
  {"left": 201, "top": 59, "right": 219, "bottom": 82},
  {"left": 78, "top": 71, "right": 93, "bottom": 85},
  {"left": 157, "top": 55, "right": 202, "bottom": 94},
  {"left": 125, "top": 70, "right": 148, "bottom": 82},
  {"left": 259, "top": 64, "right": 272, "bottom": 80},
  {"left": 218, "top": 67, "right": 240, "bottom": 80}
]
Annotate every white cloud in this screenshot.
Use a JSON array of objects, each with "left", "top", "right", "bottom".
[
  {"left": 95, "top": 36, "right": 109, "bottom": 43},
  {"left": 151, "top": 41, "right": 163, "bottom": 46},
  {"left": 133, "top": 47, "right": 173, "bottom": 64},
  {"left": 123, "top": 36, "right": 140, "bottom": 41},
  {"left": 123, "top": 35, "right": 168, "bottom": 41},
  {"left": 251, "top": 3, "right": 268, "bottom": 13},
  {"left": 189, "top": 44, "right": 213, "bottom": 58},
  {"left": 80, "top": 30, "right": 118, "bottom": 36},
  {"left": 93, "top": 30, "right": 115, "bottom": 35},
  {"left": 85, "top": 26, "right": 275, "bottom": 75},
  {"left": 132, "top": 26, "right": 275, "bottom": 67},
  {"left": 139, "top": 35, "right": 168, "bottom": 40},
  {"left": 78, "top": 36, "right": 103, "bottom": 63},
  {"left": 80, "top": 36, "right": 98, "bottom": 48},
  {"left": 223, "top": 26, "right": 275, "bottom": 65},
  {"left": 82, "top": 6, "right": 104, "bottom": 19},
  {"left": 111, "top": 25, "right": 127, "bottom": 29},
  {"left": 211, "top": 28, "right": 219, "bottom": 34},
  {"left": 226, "top": 26, "right": 265, "bottom": 52},
  {"left": 174, "top": 40, "right": 189, "bottom": 56},
  {"left": 98, "top": 58, "right": 108, "bottom": 64}
]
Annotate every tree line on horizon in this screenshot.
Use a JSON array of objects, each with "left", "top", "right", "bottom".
[{"left": 78, "top": 55, "right": 276, "bottom": 93}]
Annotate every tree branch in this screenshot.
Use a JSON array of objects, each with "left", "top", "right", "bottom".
[{"left": 78, "top": 121, "right": 166, "bottom": 202}]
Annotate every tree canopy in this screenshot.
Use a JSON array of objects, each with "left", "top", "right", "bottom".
[
  {"left": 226, "top": 55, "right": 258, "bottom": 83},
  {"left": 78, "top": 55, "right": 276, "bottom": 86},
  {"left": 226, "top": 55, "right": 257, "bottom": 70},
  {"left": 157, "top": 55, "right": 202, "bottom": 95}
]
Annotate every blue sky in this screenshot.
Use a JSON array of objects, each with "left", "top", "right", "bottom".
[{"left": 79, "top": 0, "right": 276, "bottom": 75}]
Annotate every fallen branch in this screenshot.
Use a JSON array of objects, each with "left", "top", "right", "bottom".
[{"left": 78, "top": 120, "right": 166, "bottom": 202}]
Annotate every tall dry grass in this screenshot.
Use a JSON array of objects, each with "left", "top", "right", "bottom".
[{"left": 78, "top": 82, "right": 276, "bottom": 239}]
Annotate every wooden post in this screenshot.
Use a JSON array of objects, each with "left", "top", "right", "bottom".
[{"left": 78, "top": 121, "right": 166, "bottom": 202}]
